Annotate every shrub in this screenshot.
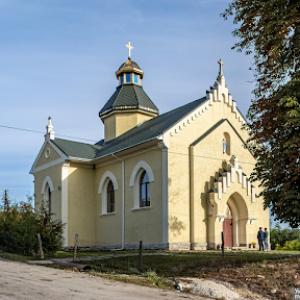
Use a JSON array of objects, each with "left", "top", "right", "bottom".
[
  {"left": 277, "top": 240, "right": 300, "bottom": 251},
  {"left": 0, "top": 199, "right": 64, "bottom": 256},
  {"left": 270, "top": 224, "right": 300, "bottom": 250},
  {"left": 144, "top": 270, "right": 161, "bottom": 286}
]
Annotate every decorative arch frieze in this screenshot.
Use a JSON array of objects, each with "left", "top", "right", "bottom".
[
  {"left": 207, "top": 155, "right": 258, "bottom": 226},
  {"left": 209, "top": 155, "right": 256, "bottom": 203},
  {"left": 206, "top": 156, "right": 259, "bottom": 249},
  {"left": 167, "top": 63, "right": 245, "bottom": 138}
]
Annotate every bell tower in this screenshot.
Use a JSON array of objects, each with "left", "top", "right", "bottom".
[{"left": 99, "top": 42, "right": 159, "bottom": 141}]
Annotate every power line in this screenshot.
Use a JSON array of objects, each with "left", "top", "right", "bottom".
[
  {"left": 0, "top": 124, "right": 43, "bottom": 134},
  {"left": 0, "top": 124, "right": 98, "bottom": 143},
  {"left": 0, "top": 124, "right": 255, "bottom": 165}
]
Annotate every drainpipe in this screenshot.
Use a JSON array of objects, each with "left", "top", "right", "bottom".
[
  {"left": 121, "top": 159, "right": 125, "bottom": 249},
  {"left": 189, "top": 146, "right": 195, "bottom": 250},
  {"left": 111, "top": 154, "right": 125, "bottom": 250}
]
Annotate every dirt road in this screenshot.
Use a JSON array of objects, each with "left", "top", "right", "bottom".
[{"left": 0, "top": 259, "right": 205, "bottom": 300}]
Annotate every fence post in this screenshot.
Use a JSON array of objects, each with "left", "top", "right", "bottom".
[
  {"left": 73, "top": 233, "right": 79, "bottom": 262},
  {"left": 138, "top": 240, "right": 143, "bottom": 272},
  {"left": 221, "top": 231, "right": 224, "bottom": 257},
  {"left": 37, "top": 233, "right": 44, "bottom": 260}
]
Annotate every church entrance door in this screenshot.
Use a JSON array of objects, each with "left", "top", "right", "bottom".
[{"left": 223, "top": 218, "right": 233, "bottom": 248}]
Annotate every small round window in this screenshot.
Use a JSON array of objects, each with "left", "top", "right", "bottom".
[{"left": 45, "top": 147, "right": 51, "bottom": 158}]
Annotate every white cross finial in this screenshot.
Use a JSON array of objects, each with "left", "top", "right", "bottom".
[
  {"left": 218, "top": 58, "right": 224, "bottom": 76},
  {"left": 126, "top": 41, "right": 134, "bottom": 58},
  {"left": 45, "top": 116, "right": 55, "bottom": 140}
]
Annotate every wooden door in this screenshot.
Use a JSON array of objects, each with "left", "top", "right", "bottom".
[{"left": 223, "top": 218, "right": 233, "bottom": 248}]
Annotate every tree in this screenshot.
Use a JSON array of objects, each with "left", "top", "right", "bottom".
[
  {"left": 224, "top": 0, "right": 300, "bottom": 227},
  {"left": 270, "top": 224, "right": 300, "bottom": 249},
  {"left": 0, "top": 199, "right": 64, "bottom": 256},
  {"left": 2, "top": 189, "right": 10, "bottom": 213}
]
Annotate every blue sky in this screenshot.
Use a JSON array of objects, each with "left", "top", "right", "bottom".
[{"left": 0, "top": 0, "right": 256, "bottom": 204}]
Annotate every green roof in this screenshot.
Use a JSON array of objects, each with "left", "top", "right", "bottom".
[
  {"left": 99, "top": 84, "right": 159, "bottom": 117},
  {"left": 53, "top": 96, "right": 207, "bottom": 160},
  {"left": 52, "top": 139, "right": 102, "bottom": 160}
]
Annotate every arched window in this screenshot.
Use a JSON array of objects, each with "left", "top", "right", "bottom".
[
  {"left": 129, "top": 160, "right": 154, "bottom": 209},
  {"left": 98, "top": 171, "right": 118, "bottom": 215},
  {"left": 44, "top": 183, "right": 52, "bottom": 214},
  {"left": 223, "top": 132, "right": 231, "bottom": 155},
  {"left": 41, "top": 176, "right": 54, "bottom": 215},
  {"left": 106, "top": 180, "right": 115, "bottom": 213},
  {"left": 139, "top": 170, "right": 150, "bottom": 207}
]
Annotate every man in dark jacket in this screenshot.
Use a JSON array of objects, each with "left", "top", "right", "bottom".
[{"left": 257, "top": 227, "right": 265, "bottom": 251}]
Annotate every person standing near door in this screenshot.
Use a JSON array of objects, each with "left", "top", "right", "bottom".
[
  {"left": 257, "top": 227, "right": 265, "bottom": 251},
  {"left": 263, "top": 228, "right": 269, "bottom": 251}
]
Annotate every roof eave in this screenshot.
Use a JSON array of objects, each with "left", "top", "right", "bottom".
[{"left": 99, "top": 106, "right": 159, "bottom": 119}]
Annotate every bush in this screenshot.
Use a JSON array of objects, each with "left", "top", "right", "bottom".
[
  {"left": 270, "top": 224, "right": 300, "bottom": 250},
  {"left": 144, "top": 270, "right": 162, "bottom": 286},
  {"left": 0, "top": 201, "right": 64, "bottom": 256},
  {"left": 277, "top": 240, "right": 300, "bottom": 251}
]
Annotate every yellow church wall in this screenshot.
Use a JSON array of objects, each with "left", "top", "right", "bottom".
[
  {"left": 103, "top": 114, "right": 117, "bottom": 141},
  {"left": 67, "top": 163, "right": 96, "bottom": 246},
  {"left": 192, "top": 121, "right": 268, "bottom": 248},
  {"left": 34, "top": 164, "right": 62, "bottom": 221},
  {"left": 167, "top": 150, "right": 190, "bottom": 249},
  {"left": 95, "top": 162, "right": 122, "bottom": 247},
  {"left": 103, "top": 111, "right": 154, "bottom": 141},
  {"left": 166, "top": 99, "right": 269, "bottom": 249},
  {"left": 124, "top": 148, "right": 163, "bottom": 247},
  {"left": 94, "top": 146, "right": 163, "bottom": 248}
]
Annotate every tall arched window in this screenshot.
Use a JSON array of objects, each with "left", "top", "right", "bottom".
[
  {"left": 106, "top": 180, "right": 115, "bottom": 213},
  {"left": 139, "top": 170, "right": 150, "bottom": 207},
  {"left": 98, "top": 171, "right": 118, "bottom": 215},
  {"left": 44, "top": 183, "right": 52, "bottom": 214},
  {"left": 41, "top": 176, "right": 54, "bottom": 216}
]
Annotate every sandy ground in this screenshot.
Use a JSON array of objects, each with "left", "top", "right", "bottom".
[{"left": 0, "top": 259, "right": 207, "bottom": 300}]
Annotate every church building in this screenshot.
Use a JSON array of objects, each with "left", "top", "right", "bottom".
[{"left": 31, "top": 43, "right": 269, "bottom": 250}]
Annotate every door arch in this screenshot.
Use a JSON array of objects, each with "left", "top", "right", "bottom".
[
  {"left": 224, "top": 192, "right": 248, "bottom": 247},
  {"left": 223, "top": 205, "right": 233, "bottom": 247}
]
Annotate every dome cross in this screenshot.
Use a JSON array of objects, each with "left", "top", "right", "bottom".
[{"left": 126, "top": 41, "right": 134, "bottom": 58}]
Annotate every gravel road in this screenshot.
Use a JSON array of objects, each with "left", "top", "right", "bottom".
[{"left": 0, "top": 259, "right": 206, "bottom": 300}]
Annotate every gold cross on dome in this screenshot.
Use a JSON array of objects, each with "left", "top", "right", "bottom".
[
  {"left": 126, "top": 41, "right": 134, "bottom": 58},
  {"left": 218, "top": 58, "right": 224, "bottom": 76}
]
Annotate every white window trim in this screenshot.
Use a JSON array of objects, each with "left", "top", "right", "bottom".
[
  {"left": 41, "top": 176, "right": 54, "bottom": 213},
  {"left": 129, "top": 161, "right": 154, "bottom": 187},
  {"left": 131, "top": 206, "right": 151, "bottom": 212},
  {"left": 41, "top": 176, "right": 54, "bottom": 194},
  {"left": 98, "top": 171, "right": 119, "bottom": 215},
  {"left": 129, "top": 160, "right": 154, "bottom": 209}
]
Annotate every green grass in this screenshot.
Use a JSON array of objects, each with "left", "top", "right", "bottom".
[
  {"left": 53, "top": 250, "right": 112, "bottom": 258},
  {"left": 53, "top": 249, "right": 147, "bottom": 259},
  {"left": 0, "top": 251, "right": 36, "bottom": 262},
  {"left": 78, "top": 250, "right": 300, "bottom": 277}
]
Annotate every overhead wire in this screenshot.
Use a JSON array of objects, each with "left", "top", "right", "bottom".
[
  {"left": 0, "top": 124, "right": 98, "bottom": 143},
  {"left": 0, "top": 124, "right": 255, "bottom": 165}
]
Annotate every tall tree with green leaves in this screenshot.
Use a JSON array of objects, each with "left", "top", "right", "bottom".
[
  {"left": 223, "top": 0, "right": 300, "bottom": 227},
  {"left": 2, "top": 189, "right": 10, "bottom": 213}
]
